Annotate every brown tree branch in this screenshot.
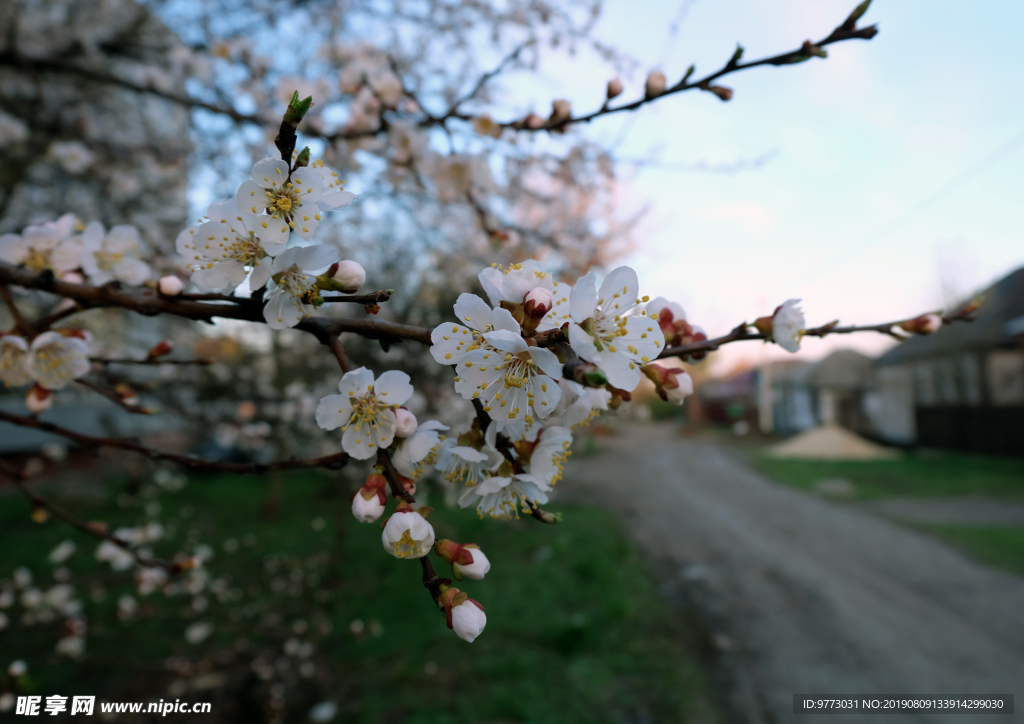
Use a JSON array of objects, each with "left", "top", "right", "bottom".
[
  {"left": 76, "top": 378, "right": 152, "bottom": 415},
  {"left": 658, "top": 307, "right": 976, "bottom": 359},
  {"left": 0, "top": 284, "right": 33, "bottom": 336},
  {"left": 0, "top": 462, "right": 178, "bottom": 572},
  {"left": 90, "top": 357, "right": 212, "bottom": 366},
  {"left": 0, "top": 263, "right": 431, "bottom": 347},
  {"left": 0, "top": 3, "right": 877, "bottom": 141},
  {"left": 327, "top": 335, "right": 353, "bottom": 374},
  {"left": 0, "top": 408, "right": 349, "bottom": 473}
]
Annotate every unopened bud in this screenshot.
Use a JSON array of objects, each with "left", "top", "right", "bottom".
[
  {"left": 642, "top": 363, "right": 694, "bottom": 405},
  {"left": 523, "top": 287, "right": 553, "bottom": 319},
  {"left": 708, "top": 85, "right": 733, "bottom": 102},
  {"left": 353, "top": 473, "right": 387, "bottom": 523},
  {"left": 899, "top": 313, "right": 942, "bottom": 335},
  {"left": 438, "top": 587, "right": 487, "bottom": 642},
  {"left": 61, "top": 271, "right": 85, "bottom": 284},
  {"left": 327, "top": 260, "right": 366, "bottom": 293},
  {"left": 472, "top": 114, "right": 503, "bottom": 138},
  {"left": 524, "top": 113, "right": 545, "bottom": 130},
  {"left": 26, "top": 384, "right": 54, "bottom": 413},
  {"left": 565, "top": 359, "right": 608, "bottom": 388},
  {"left": 157, "top": 275, "right": 183, "bottom": 296},
  {"left": 434, "top": 539, "right": 491, "bottom": 581},
  {"left": 752, "top": 315, "right": 774, "bottom": 337},
  {"left": 294, "top": 146, "right": 311, "bottom": 167},
  {"left": 394, "top": 408, "right": 418, "bottom": 438},
  {"left": 606, "top": 77, "right": 624, "bottom": 99},
  {"left": 31, "top": 505, "right": 49, "bottom": 524},
  {"left": 645, "top": 70, "right": 667, "bottom": 97},
  {"left": 113, "top": 383, "right": 140, "bottom": 406},
  {"left": 86, "top": 521, "right": 108, "bottom": 535},
  {"left": 550, "top": 99, "right": 572, "bottom": 123},
  {"left": 146, "top": 340, "right": 174, "bottom": 359}
]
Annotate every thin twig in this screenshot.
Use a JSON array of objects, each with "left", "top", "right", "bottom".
[
  {"left": 76, "top": 378, "right": 152, "bottom": 415},
  {"left": 91, "top": 357, "right": 212, "bottom": 366},
  {"left": 327, "top": 335, "right": 353, "bottom": 373},
  {"left": 0, "top": 462, "right": 177, "bottom": 572},
  {"left": 0, "top": 284, "right": 32, "bottom": 336},
  {"left": 0, "top": 408, "right": 349, "bottom": 473}
]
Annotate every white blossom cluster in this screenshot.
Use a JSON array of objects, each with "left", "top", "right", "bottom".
[{"left": 175, "top": 157, "right": 359, "bottom": 329}]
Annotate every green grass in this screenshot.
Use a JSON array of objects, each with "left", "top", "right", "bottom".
[
  {"left": 749, "top": 449, "right": 1024, "bottom": 501},
  {"left": 913, "top": 524, "right": 1024, "bottom": 578},
  {"left": 0, "top": 471, "right": 716, "bottom": 723}
]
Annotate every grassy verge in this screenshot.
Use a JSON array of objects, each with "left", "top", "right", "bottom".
[
  {"left": 748, "top": 449, "right": 1024, "bottom": 500},
  {"left": 0, "top": 471, "right": 716, "bottom": 723},
  {"left": 912, "top": 524, "right": 1024, "bottom": 578}
]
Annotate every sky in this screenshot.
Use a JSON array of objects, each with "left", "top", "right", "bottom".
[{"left": 512, "top": 0, "right": 1024, "bottom": 373}]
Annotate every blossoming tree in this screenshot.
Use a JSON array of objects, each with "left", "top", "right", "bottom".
[{"left": 0, "top": 0, "right": 976, "bottom": 656}]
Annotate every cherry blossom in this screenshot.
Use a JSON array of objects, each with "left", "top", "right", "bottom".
[
  {"left": 262, "top": 245, "right": 338, "bottom": 329},
  {"left": 381, "top": 503, "right": 435, "bottom": 559},
  {"left": 436, "top": 423, "right": 504, "bottom": 488},
  {"left": 315, "top": 367, "right": 414, "bottom": 459},
  {"left": 391, "top": 419, "right": 448, "bottom": 479},
  {"left": 176, "top": 199, "right": 284, "bottom": 292},
  {"left": 236, "top": 157, "right": 324, "bottom": 245},
  {"left": 25, "top": 332, "right": 90, "bottom": 390},
  {"left": 0, "top": 335, "right": 31, "bottom": 387},
  {"left": 566, "top": 266, "right": 662, "bottom": 391},
  {"left": 454, "top": 329, "right": 563, "bottom": 430},
  {"left": 80, "top": 222, "right": 151, "bottom": 286},
  {"left": 458, "top": 463, "right": 552, "bottom": 520},
  {"left": 430, "top": 293, "right": 521, "bottom": 369},
  {"left": 439, "top": 588, "right": 487, "bottom": 643},
  {"left": 309, "top": 159, "right": 358, "bottom": 212},
  {"left": 0, "top": 214, "right": 80, "bottom": 275}
]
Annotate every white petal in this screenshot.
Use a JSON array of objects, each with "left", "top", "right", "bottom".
[
  {"left": 527, "top": 347, "right": 562, "bottom": 378},
  {"left": 569, "top": 272, "right": 598, "bottom": 322},
  {"left": 263, "top": 288, "right": 303, "bottom": 329},
  {"left": 114, "top": 258, "right": 150, "bottom": 286},
  {"left": 257, "top": 214, "right": 290, "bottom": 247},
  {"left": 482, "top": 330, "right": 528, "bottom": 354},
  {"left": 315, "top": 394, "right": 352, "bottom": 430},
  {"left": 477, "top": 267, "right": 504, "bottom": 307},
  {"left": 290, "top": 167, "right": 324, "bottom": 203},
  {"left": 338, "top": 367, "right": 374, "bottom": 396},
  {"left": 342, "top": 424, "right": 377, "bottom": 460},
  {"left": 453, "top": 294, "right": 494, "bottom": 332},
  {"left": 596, "top": 349, "right": 641, "bottom": 391},
  {"left": 529, "top": 375, "right": 562, "bottom": 418},
  {"left": 597, "top": 266, "right": 639, "bottom": 315},
  {"left": 491, "top": 306, "right": 521, "bottom": 334},
  {"left": 193, "top": 261, "right": 246, "bottom": 292},
  {"left": 374, "top": 370, "right": 414, "bottom": 405},
  {"left": 175, "top": 225, "right": 200, "bottom": 257},
  {"left": 237, "top": 180, "right": 266, "bottom": 217},
  {"left": 322, "top": 190, "right": 357, "bottom": 209},
  {"left": 247, "top": 259, "right": 274, "bottom": 291},
  {"left": 430, "top": 322, "right": 474, "bottom": 365},
  {"left": 294, "top": 244, "right": 338, "bottom": 272},
  {"left": 567, "top": 322, "right": 601, "bottom": 363},
  {"left": 252, "top": 158, "right": 290, "bottom": 189},
  {"left": 292, "top": 212, "right": 320, "bottom": 241}
]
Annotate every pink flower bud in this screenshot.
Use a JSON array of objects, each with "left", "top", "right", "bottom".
[
  {"left": 524, "top": 113, "right": 545, "bottom": 130},
  {"left": 522, "top": 287, "right": 553, "bottom": 319},
  {"left": 352, "top": 473, "right": 387, "bottom": 523},
  {"left": 394, "top": 408, "right": 418, "bottom": 438},
  {"left": 607, "top": 78, "right": 624, "bottom": 99},
  {"left": 439, "top": 587, "right": 487, "bottom": 642},
  {"left": 645, "top": 70, "right": 667, "bottom": 97},
  {"left": 331, "top": 260, "right": 366, "bottom": 293},
  {"left": 900, "top": 313, "right": 942, "bottom": 335},
  {"left": 434, "top": 540, "right": 491, "bottom": 580},
  {"left": 146, "top": 340, "right": 174, "bottom": 359},
  {"left": 157, "top": 275, "right": 184, "bottom": 296},
  {"left": 642, "top": 364, "right": 694, "bottom": 405},
  {"left": 61, "top": 271, "right": 85, "bottom": 284},
  {"left": 550, "top": 99, "right": 571, "bottom": 122},
  {"left": 26, "top": 384, "right": 54, "bottom": 414}
]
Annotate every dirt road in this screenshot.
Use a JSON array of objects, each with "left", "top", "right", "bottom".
[{"left": 559, "top": 425, "right": 1023, "bottom": 723}]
